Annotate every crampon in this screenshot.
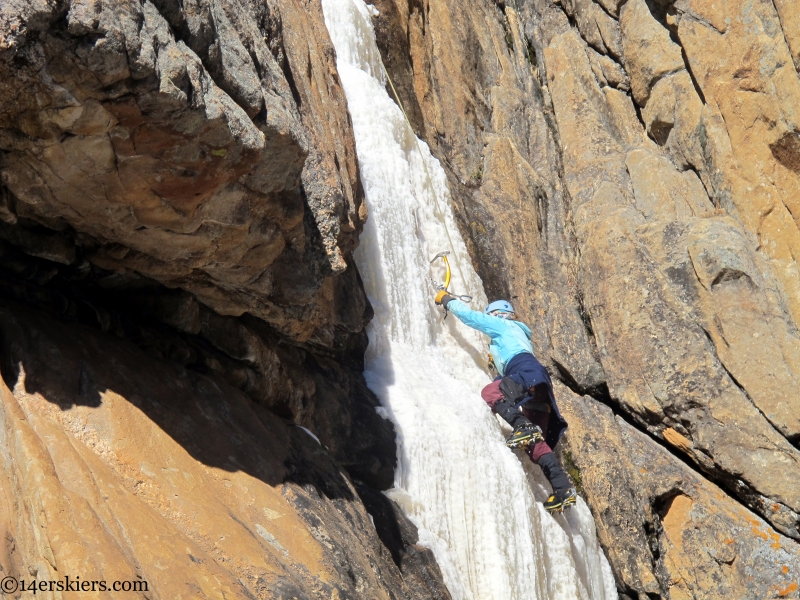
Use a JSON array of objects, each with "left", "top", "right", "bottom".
[
  {"left": 543, "top": 487, "right": 577, "bottom": 513},
  {"left": 505, "top": 422, "right": 544, "bottom": 449}
]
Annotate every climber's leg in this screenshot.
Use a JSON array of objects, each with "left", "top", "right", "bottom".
[
  {"left": 520, "top": 407, "right": 576, "bottom": 512},
  {"left": 539, "top": 454, "right": 577, "bottom": 513},
  {"left": 480, "top": 380, "right": 543, "bottom": 448},
  {"left": 480, "top": 379, "right": 505, "bottom": 409}
]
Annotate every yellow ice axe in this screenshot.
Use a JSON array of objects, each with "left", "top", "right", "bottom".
[
  {"left": 431, "top": 251, "right": 452, "bottom": 291},
  {"left": 430, "top": 251, "right": 472, "bottom": 319}
]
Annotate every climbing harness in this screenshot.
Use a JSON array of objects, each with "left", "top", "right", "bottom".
[
  {"left": 376, "top": 54, "right": 473, "bottom": 313},
  {"left": 430, "top": 251, "right": 472, "bottom": 318}
]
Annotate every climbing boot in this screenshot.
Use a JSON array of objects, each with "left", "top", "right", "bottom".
[
  {"left": 543, "top": 487, "right": 577, "bottom": 513},
  {"left": 505, "top": 422, "right": 544, "bottom": 449}
]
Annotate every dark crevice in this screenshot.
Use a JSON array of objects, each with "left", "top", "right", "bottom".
[
  {"left": 617, "top": 583, "right": 662, "bottom": 600},
  {"left": 525, "top": 37, "right": 537, "bottom": 67},
  {"left": 642, "top": 508, "right": 664, "bottom": 563},
  {"left": 770, "top": 131, "right": 800, "bottom": 174},
  {"left": 768, "top": 0, "right": 799, "bottom": 73},
  {"left": 645, "top": 0, "right": 675, "bottom": 39},
  {"left": 280, "top": 43, "right": 303, "bottom": 108},
  {"left": 504, "top": 25, "right": 514, "bottom": 53},
  {"left": 583, "top": 383, "right": 662, "bottom": 433},
  {"left": 652, "top": 488, "right": 685, "bottom": 519},
  {"left": 700, "top": 323, "right": 726, "bottom": 350},
  {"left": 535, "top": 189, "right": 548, "bottom": 235},
  {"left": 552, "top": 359, "right": 581, "bottom": 393},
  {"left": 680, "top": 46, "right": 706, "bottom": 104},
  {"left": 710, "top": 267, "right": 751, "bottom": 288},
  {"left": 783, "top": 195, "right": 798, "bottom": 222},
  {"left": 648, "top": 120, "right": 674, "bottom": 146},
  {"left": 631, "top": 97, "right": 647, "bottom": 129},
  {"left": 593, "top": 0, "right": 620, "bottom": 23},
  {"left": 642, "top": 0, "right": 707, "bottom": 107},
  {"left": 603, "top": 50, "right": 628, "bottom": 72},
  {"left": 682, "top": 163, "right": 715, "bottom": 208},
  {"left": 578, "top": 300, "right": 595, "bottom": 341},
  {"left": 247, "top": 45, "right": 263, "bottom": 79},
  {"left": 718, "top": 352, "right": 794, "bottom": 447},
  {"left": 408, "top": 0, "right": 424, "bottom": 15},
  {"left": 566, "top": 369, "right": 800, "bottom": 538},
  {"left": 407, "top": 0, "right": 426, "bottom": 36}
]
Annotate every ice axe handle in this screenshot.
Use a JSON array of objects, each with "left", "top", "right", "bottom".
[
  {"left": 442, "top": 256, "right": 452, "bottom": 290},
  {"left": 430, "top": 250, "right": 471, "bottom": 310},
  {"left": 430, "top": 251, "right": 452, "bottom": 291}
]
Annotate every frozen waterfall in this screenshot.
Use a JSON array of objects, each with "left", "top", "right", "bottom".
[{"left": 321, "top": 1, "right": 618, "bottom": 598}]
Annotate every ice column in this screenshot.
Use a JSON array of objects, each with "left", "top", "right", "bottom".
[{"left": 321, "top": 1, "right": 618, "bottom": 598}]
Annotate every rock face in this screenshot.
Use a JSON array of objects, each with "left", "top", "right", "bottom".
[
  {"left": 556, "top": 381, "right": 800, "bottom": 599},
  {"left": 0, "top": 0, "right": 452, "bottom": 597},
  {"left": 0, "top": 302, "right": 448, "bottom": 599},
  {"left": 0, "top": 0, "right": 402, "bottom": 499},
  {"left": 2, "top": 0, "right": 800, "bottom": 597},
  {"left": 0, "top": 0, "right": 364, "bottom": 344},
  {"left": 371, "top": 0, "right": 800, "bottom": 595}
]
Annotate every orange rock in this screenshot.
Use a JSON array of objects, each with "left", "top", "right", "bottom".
[{"left": 0, "top": 303, "right": 442, "bottom": 599}]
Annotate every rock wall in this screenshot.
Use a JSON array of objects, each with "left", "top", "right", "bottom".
[
  {"left": 0, "top": 0, "right": 363, "bottom": 343},
  {"left": 0, "top": 0, "right": 403, "bottom": 491},
  {"left": 370, "top": 0, "right": 800, "bottom": 596},
  {"left": 0, "top": 301, "right": 450, "bottom": 599},
  {"left": 0, "top": 0, "right": 452, "bottom": 598},
  {"left": 558, "top": 382, "right": 800, "bottom": 598},
  {"left": 3, "top": 0, "right": 800, "bottom": 597}
]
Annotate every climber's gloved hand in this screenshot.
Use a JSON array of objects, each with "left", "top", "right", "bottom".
[{"left": 435, "top": 290, "right": 454, "bottom": 307}]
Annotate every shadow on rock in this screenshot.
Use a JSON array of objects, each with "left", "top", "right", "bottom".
[{"left": 0, "top": 298, "right": 355, "bottom": 502}]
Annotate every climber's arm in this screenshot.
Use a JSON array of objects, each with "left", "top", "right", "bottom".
[{"left": 445, "top": 299, "right": 505, "bottom": 338}]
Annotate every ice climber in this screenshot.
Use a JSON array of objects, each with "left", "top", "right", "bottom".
[{"left": 434, "top": 292, "right": 577, "bottom": 513}]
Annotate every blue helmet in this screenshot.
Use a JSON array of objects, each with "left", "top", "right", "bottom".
[{"left": 485, "top": 300, "right": 514, "bottom": 315}]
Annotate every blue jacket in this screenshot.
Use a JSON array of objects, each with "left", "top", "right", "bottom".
[
  {"left": 446, "top": 299, "right": 534, "bottom": 375},
  {"left": 447, "top": 299, "right": 568, "bottom": 446}
]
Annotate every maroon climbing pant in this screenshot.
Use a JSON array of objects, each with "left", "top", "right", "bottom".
[{"left": 480, "top": 379, "right": 553, "bottom": 463}]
